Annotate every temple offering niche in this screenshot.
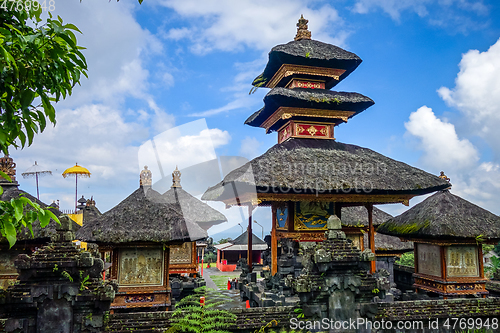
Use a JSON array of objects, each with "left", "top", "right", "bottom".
[
  {"left": 76, "top": 167, "right": 207, "bottom": 310},
  {"left": 378, "top": 189, "right": 500, "bottom": 297}
]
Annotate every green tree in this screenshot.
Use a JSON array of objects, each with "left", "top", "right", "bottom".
[
  {"left": 0, "top": 1, "right": 90, "bottom": 247},
  {"left": 0, "top": 1, "right": 145, "bottom": 246}
]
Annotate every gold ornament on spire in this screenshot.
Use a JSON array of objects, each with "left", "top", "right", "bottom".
[
  {"left": 140, "top": 165, "right": 152, "bottom": 186},
  {"left": 294, "top": 15, "right": 311, "bottom": 41},
  {"left": 171, "top": 166, "right": 182, "bottom": 188},
  {"left": 0, "top": 155, "right": 16, "bottom": 182}
]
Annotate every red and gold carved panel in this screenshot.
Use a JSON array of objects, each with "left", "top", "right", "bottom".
[
  {"left": 294, "top": 122, "right": 331, "bottom": 139},
  {"left": 287, "top": 79, "right": 325, "bottom": 89},
  {"left": 278, "top": 123, "right": 293, "bottom": 144}
]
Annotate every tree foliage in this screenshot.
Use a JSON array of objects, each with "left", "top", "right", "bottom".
[
  {"left": 0, "top": 1, "right": 89, "bottom": 246},
  {"left": 0, "top": 0, "right": 88, "bottom": 154},
  {"left": 0, "top": 171, "right": 58, "bottom": 248},
  {"left": 395, "top": 252, "right": 414, "bottom": 267},
  {"left": 167, "top": 287, "right": 237, "bottom": 333}
]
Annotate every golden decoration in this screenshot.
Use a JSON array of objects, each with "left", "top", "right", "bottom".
[
  {"left": 171, "top": 166, "right": 182, "bottom": 188},
  {"left": 261, "top": 106, "right": 354, "bottom": 132},
  {"left": 307, "top": 126, "right": 318, "bottom": 136},
  {"left": 140, "top": 166, "right": 152, "bottom": 186},
  {"left": 0, "top": 155, "right": 16, "bottom": 182},
  {"left": 294, "top": 15, "right": 312, "bottom": 41},
  {"left": 267, "top": 64, "right": 346, "bottom": 88}
]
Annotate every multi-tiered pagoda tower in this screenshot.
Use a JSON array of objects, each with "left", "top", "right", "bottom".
[
  {"left": 202, "top": 17, "right": 449, "bottom": 278},
  {"left": 246, "top": 15, "right": 373, "bottom": 143}
]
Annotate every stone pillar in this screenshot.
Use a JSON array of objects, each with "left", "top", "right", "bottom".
[{"left": 0, "top": 216, "right": 116, "bottom": 332}]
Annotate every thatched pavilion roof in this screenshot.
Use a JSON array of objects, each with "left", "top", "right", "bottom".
[
  {"left": 252, "top": 39, "right": 362, "bottom": 88},
  {"left": 377, "top": 190, "right": 500, "bottom": 241},
  {"left": 245, "top": 88, "right": 374, "bottom": 131},
  {"left": 76, "top": 187, "right": 207, "bottom": 244},
  {"left": 341, "top": 206, "right": 393, "bottom": 227},
  {"left": 162, "top": 186, "right": 227, "bottom": 231},
  {"left": 201, "top": 138, "right": 450, "bottom": 202},
  {"left": 0, "top": 184, "right": 72, "bottom": 244}
]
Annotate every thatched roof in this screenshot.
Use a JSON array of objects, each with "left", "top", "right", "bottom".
[
  {"left": 162, "top": 187, "right": 227, "bottom": 231},
  {"left": 342, "top": 206, "right": 393, "bottom": 227},
  {"left": 245, "top": 88, "right": 374, "bottom": 131},
  {"left": 252, "top": 39, "right": 362, "bottom": 88},
  {"left": 363, "top": 233, "right": 413, "bottom": 252},
  {"left": 377, "top": 190, "right": 500, "bottom": 241},
  {"left": 76, "top": 187, "right": 207, "bottom": 244},
  {"left": 0, "top": 185, "right": 72, "bottom": 244},
  {"left": 201, "top": 138, "right": 450, "bottom": 202}
]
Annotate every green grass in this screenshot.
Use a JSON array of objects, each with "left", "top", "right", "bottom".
[{"left": 210, "top": 274, "right": 240, "bottom": 290}]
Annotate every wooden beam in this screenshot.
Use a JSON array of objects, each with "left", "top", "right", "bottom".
[
  {"left": 271, "top": 204, "right": 278, "bottom": 275},
  {"left": 366, "top": 204, "right": 375, "bottom": 274},
  {"left": 248, "top": 204, "right": 253, "bottom": 273}
]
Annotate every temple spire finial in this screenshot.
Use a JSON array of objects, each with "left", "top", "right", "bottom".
[
  {"left": 294, "top": 14, "right": 311, "bottom": 41},
  {"left": 171, "top": 166, "right": 181, "bottom": 188},
  {"left": 0, "top": 154, "right": 17, "bottom": 183},
  {"left": 140, "top": 165, "right": 152, "bottom": 187}
]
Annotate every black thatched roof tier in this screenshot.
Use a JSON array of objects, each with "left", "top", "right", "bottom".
[
  {"left": 363, "top": 232, "right": 414, "bottom": 252},
  {"left": 342, "top": 206, "right": 392, "bottom": 227},
  {"left": 231, "top": 230, "right": 266, "bottom": 246},
  {"left": 377, "top": 190, "right": 500, "bottom": 241},
  {"left": 76, "top": 187, "right": 207, "bottom": 244},
  {"left": 252, "top": 39, "right": 362, "bottom": 88},
  {"left": 201, "top": 138, "right": 450, "bottom": 202},
  {"left": 245, "top": 88, "right": 374, "bottom": 131},
  {"left": 162, "top": 187, "right": 227, "bottom": 231},
  {"left": 0, "top": 185, "right": 71, "bottom": 244}
]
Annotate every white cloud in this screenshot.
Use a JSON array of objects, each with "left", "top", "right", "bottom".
[
  {"left": 405, "top": 106, "right": 479, "bottom": 171},
  {"left": 438, "top": 38, "right": 500, "bottom": 157},
  {"left": 239, "top": 137, "right": 262, "bottom": 160},
  {"left": 12, "top": 1, "right": 175, "bottom": 212},
  {"left": 157, "top": 0, "right": 345, "bottom": 53}
]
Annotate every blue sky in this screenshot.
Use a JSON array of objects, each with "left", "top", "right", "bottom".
[{"left": 11, "top": 0, "right": 500, "bottom": 241}]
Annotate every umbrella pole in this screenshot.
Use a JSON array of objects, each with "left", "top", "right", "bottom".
[
  {"left": 36, "top": 173, "right": 39, "bottom": 200},
  {"left": 75, "top": 175, "right": 78, "bottom": 213}
]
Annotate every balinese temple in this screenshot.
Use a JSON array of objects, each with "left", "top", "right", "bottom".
[
  {"left": 0, "top": 155, "right": 77, "bottom": 289},
  {"left": 201, "top": 16, "right": 450, "bottom": 283},
  {"left": 214, "top": 231, "right": 268, "bottom": 272},
  {"left": 161, "top": 167, "right": 227, "bottom": 300},
  {"left": 76, "top": 167, "right": 207, "bottom": 310},
  {"left": 67, "top": 195, "right": 102, "bottom": 227},
  {"left": 377, "top": 189, "right": 500, "bottom": 298}
]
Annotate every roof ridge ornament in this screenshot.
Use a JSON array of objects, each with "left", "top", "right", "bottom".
[
  {"left": 294, "top": 14, "right": 311, "bottom": 41},
  {"left": 0, "top": 154, "right": 16, "bottom": 182},
  {"left": 438, "top": 171, "right": 450, "bottom": 182},
  {"left": 140, "top": 165, "right": 152, "bottom": 187},
  {"left": 171, "top": 166, "right": 182, "bottom": 188}
]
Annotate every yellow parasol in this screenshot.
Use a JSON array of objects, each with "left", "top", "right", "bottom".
[{"left": 62, "top": 163, "right": 91, "bottom": 212}]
